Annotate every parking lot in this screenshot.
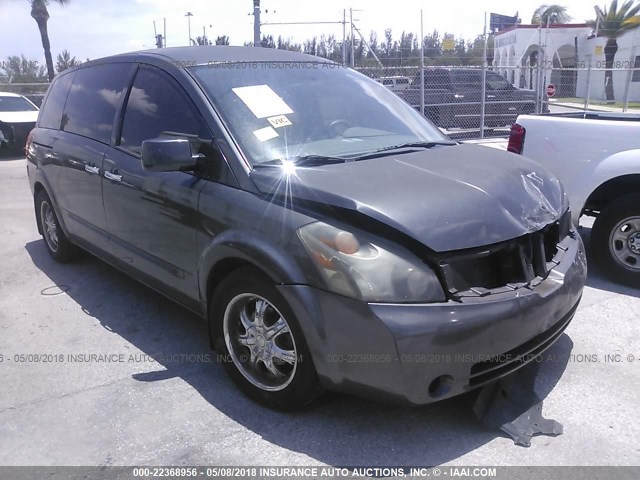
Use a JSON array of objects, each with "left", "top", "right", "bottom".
[{"left": 1, "top": 148, "right": 639, "bottom": 467}]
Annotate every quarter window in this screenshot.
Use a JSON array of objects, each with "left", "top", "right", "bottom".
[
  {"left": 39, "top": 71, "right": 75, "bottom": 130},
  {"left": 119, "top": 66, "right": 207, "bottom": 154},
  {"left": 62, "top": 64, "right": 131, "bottom": 144}
]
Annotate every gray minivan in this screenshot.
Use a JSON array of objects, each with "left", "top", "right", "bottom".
[{"left": 27, "top": 46, "right": 586, "bottom": 409}]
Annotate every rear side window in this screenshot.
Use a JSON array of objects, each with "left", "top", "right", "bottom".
[
  {"left": 39, "top": 72, "right": 75, "bottom": 130},
  {"left": 119, "top": 66, "right": 207, "bottom": 154},
  {"left": 62, "top": 63, "right": 131, "bottom": 144}
]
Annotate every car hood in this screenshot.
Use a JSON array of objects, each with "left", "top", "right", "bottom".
[
  {"left": 250, "top": 144, "right": 566, "bottom": 252},
  {"left": 0, "top": 111, "right": 38, "bottom": 124}
]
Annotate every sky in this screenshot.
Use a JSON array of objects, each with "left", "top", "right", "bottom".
[{"left": 0, "top": 0, "right": 600, "bottom": 65}]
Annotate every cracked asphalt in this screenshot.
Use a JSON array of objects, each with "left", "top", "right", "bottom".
[{"left": 1, "top": 147, "right": 639, "bottom": 467}]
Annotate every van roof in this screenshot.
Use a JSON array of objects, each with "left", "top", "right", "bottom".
[{"left": 110, "top": 45, "right": 335, "bottom": 66}]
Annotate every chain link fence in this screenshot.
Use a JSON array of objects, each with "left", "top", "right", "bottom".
[
  {"left": 2, "top": 61, "right": 639, "bottom": 141},
  {"left": 356, "top": 63, "right": 640, "bottom": 140}
]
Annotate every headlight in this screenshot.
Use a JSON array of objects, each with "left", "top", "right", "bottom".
[{"left": 297, "top": 222, "right": 445, "bottom": 303}]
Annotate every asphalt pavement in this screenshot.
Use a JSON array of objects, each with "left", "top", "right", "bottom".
[{"left": 1, "top": 151, "right": 639, "bottom": 467}]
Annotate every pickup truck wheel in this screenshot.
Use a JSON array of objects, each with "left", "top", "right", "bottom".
[
  {"left": 211, "top": 267, "right": 320, "bottom": 410},
  {"left": 592, "top": 194, "right": 640, "bottom": 285},
  {"left": 36, "top": 190, "right": 78, "bottom": 263}
]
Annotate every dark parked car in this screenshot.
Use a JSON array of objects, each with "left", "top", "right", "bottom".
[
  {"left": 397, "top": 68, "right": 546, "bottom": 129},
  {"left": 27, "top": 46, "right": 586, "bottom": 409},
  {"left": 0, "top": 92, "right": 39, "bottom": 151}
]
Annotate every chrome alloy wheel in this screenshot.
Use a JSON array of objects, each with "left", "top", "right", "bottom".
[
  {"left": 40, "top": 201, "right": 59, "bottom": 253},
  {"left": 223, "top": 293, "right": 298, "bottom": 391},
  {"left": 609, "top": 216, "right": 640, "bottom": 271}
]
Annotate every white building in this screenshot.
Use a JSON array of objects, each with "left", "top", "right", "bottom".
[{"left": 493, "top": 23, "right": 640, "bottom": 102}]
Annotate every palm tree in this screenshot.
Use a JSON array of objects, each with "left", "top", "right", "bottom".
[
  {"left": 531, "top": 5, "right": 572, "bottom": 24},
  {"left": 589, "top": 0, "right": 640, "bottom": 102},
  {"left": 55, "top": 49, "right": 79, "bottom": 73},
  {"left": 30, "top": 0, "right": 70, "bottom": 82}
]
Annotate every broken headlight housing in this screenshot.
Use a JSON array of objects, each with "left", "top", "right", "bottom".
[{"left": 297, "top": 222, "right": 445, "bottom": 303}]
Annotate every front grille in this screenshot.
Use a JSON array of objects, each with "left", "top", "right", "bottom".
[
  {"left": 468, "top": 300, "right": 578, "bottom": 387},
  {"left": 438, "top": 210, "right": 572, "bottom": 298}
]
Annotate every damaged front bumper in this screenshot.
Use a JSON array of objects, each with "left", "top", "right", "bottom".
[{"left": 278, "top": 228, "right": 587, "bottom": 406}]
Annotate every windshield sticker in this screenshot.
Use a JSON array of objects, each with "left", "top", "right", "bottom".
[
  {"left": 253, "top": 126, "right": 279, "bottom": 142},
  {"left": 232, "top": 85, "right": 294, "bottom": 119},
  {"left": 267, "top": 115, "right": 292, "bottom": 129}
]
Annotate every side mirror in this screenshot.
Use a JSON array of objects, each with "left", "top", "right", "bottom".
[{"left": 141, "top": 137, "right": 200, "bottom": 172}]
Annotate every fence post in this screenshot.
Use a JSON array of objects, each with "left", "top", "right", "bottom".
[
  {"left": 420, "top": 9, "right": 425, "bottom": 117},
  {"left": 480, "top": 12, "right": 487, "bottom": 139},
  {"left": 536, "top": 22, "right": 543, "bottom": 113},
  {"left": 584, "top": 54, "right": 592, "bottom": 112},
  {"left": 622, "top": 28, "right": 639, "bottom": 113}
]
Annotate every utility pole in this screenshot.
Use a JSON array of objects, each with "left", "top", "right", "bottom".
[
  {"left": 350, "top": 8, "right": 355, "bottom": 66},
  {"left": 154, "top": 18, "right": 166, "bottom": 48},
  {"left": 342, "top": 9, "right": 347, "bottom": 65},
  {"left": 253, "top": 0, "right": 261, "bottom": 47},
  {"left": 185, "top": 12, "right": 193, "bottom": 46}
]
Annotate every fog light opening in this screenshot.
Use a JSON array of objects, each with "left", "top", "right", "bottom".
[{"left": 428, "top": 374, "right": 454, "bottom": 398}]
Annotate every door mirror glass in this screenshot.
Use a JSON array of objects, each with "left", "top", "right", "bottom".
[{"left": 141, "top": 137, "right": 199, "bottom": 172}]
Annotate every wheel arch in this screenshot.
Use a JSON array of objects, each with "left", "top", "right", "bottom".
[
  {"left": 200, "top": 231, "right": 309, "bottom": 343},
  {"left": 33, "top": 180, "right": 69, "bottom": 238},
  {"left": 584, "top": 174, "right": 640, "bottom": 215},
  {"left": 33, "top": 182, "right": 46, "bottom": 235}
]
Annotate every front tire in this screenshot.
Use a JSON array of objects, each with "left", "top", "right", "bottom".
[
  {"left": 36, "top": 190, "right": 78, "bottom": 263},
  {"left": 211, "top": 267, "right": 321, "bottom": 410},
  {"left": 591, "top": 194, "right": 640, "bottom": 285}
]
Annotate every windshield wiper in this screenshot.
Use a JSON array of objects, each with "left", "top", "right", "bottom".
[
  {"left": 254, "top": 155, "right": 350, "bottom": 168},
  {"left": 350, "top": 141, "right": 456, "bottom": 161}
]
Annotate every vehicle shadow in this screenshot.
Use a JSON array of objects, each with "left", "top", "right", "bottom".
[
  {"left": 579, "top": 226, "right": 639, "bottom": 297},
  {"left": 25, "top": 240, "right": 573, "bottom": 466}
]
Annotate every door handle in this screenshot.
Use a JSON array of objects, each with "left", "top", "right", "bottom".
[
  {"left": 487, "top": 95, "right": 496, "bottom": 98},
  {"left": 104, "top": 170, "right": 122, "bottom": 182},
  {"left": 84, "top": 165, "right": 100, "bottom": 175}
]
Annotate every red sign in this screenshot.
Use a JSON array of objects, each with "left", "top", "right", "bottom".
[{"left": 546, "top": 84, "right": 556, "bottom": 97}]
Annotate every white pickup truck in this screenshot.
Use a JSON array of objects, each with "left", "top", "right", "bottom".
[{"left": 508, "top": 112, "right": 640, "bottom": 285}]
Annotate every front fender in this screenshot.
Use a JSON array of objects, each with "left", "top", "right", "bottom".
[
  {"left": 197, "top": 230, "right": 332, "bottom": 350},
  {"left": 197, "top": 229, "right": 309, "bottom": 306}
]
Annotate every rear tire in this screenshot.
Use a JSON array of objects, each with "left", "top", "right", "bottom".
[
  {"left": 210, "top": 266, "right": 321, "bottom": 410},
  {"left": 591, "top": 194, "right": 640, "bottom": 285},
  {"left": 36, "top": 190, "right": 78, "bottom": 263}
]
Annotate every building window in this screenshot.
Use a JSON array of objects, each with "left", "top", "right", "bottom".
[{"left": 633, "top": 56, "right": 640, "bottom": 83}]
